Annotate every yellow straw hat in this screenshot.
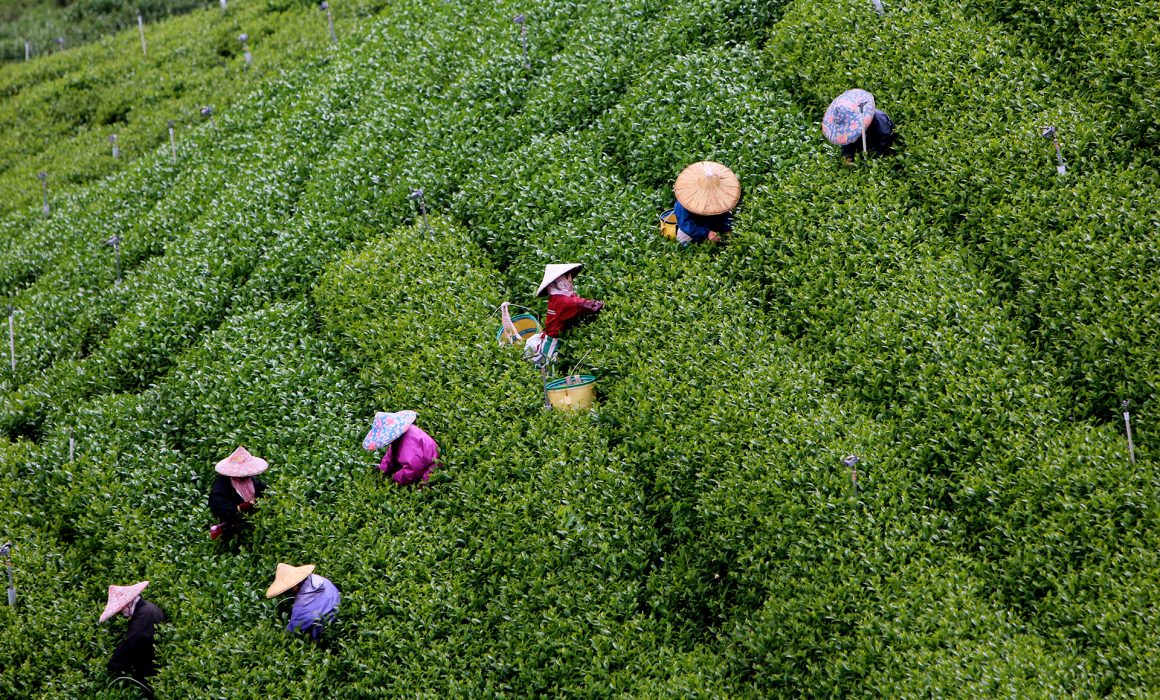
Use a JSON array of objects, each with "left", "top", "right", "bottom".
[
  {"left": 673, "top": 161, "right": 741, "bottom": 216},
  {"left": 99, "top": 581, "right": 149, "bottom": 622},
  {"left": 215, "top": 446, "right": 269, "bottom": 477},
  {"left": 265, "top": 563, "right": 315, "bottom": 598}
]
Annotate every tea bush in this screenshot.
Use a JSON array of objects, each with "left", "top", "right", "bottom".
[{"left": 1, "top": 0, "right": 1158, "bottom": 696}]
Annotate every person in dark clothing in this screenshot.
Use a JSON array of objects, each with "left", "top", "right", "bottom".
[
  {"left": 208, "top": 446, "right": 268, "bottom": 540},
  {"left": 101, "top": 581, "right": 166, "bottom": 698},
  {"left": 840, "top": 108, "right": 896, "bottom": 160}
]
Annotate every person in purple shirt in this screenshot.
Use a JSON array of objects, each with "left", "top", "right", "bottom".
[
  {"left": 265, "top": 563, "right": 340, "bottom": 640},
  {"left": 362, "top": 410, "right": 440, "bottom": 486}
]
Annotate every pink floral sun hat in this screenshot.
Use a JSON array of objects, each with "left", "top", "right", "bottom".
[
  {"left": 214, "top": 446, "right": 269, "bottom": 477},
  {"left": 99, "top": 581, "right": 149, "bottom": 622}
]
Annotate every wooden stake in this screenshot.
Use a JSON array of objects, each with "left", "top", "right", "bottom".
[
  {"left": 409, "top": 189, "right": 431, "bottom": 235},
  {"left": 843, "top": 455, "right": 861, "bottom": 495},
  {"left": 105, "top": 235, "right": 122, "bottom": 285},
  {"left": 239, "top": 34, "right": 252, "bottom": 71}
]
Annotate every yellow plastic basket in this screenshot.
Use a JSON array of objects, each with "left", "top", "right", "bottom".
[
  {"left": 497, "top": 313, "right": 542, "bottom": 346},
  {"left": 545, "top": 374, "right": 597, "bottom": 411},
  {"left": 658, "top": 209, "right": 678, "bottom": 240}
]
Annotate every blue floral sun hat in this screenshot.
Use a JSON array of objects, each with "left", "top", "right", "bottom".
[
  {"left": 822, "top": 89, "right": 876, "bottom": 146},
  {"left": 362, "top": 410, "right": 417, "bottom": 451}
]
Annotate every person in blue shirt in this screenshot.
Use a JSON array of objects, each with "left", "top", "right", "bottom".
[
  {"left": 673, "top": 198, "right": 731, "bottom": 245},
  {"left": 671, "top": 161, "right": 740, "bottom": 246}
]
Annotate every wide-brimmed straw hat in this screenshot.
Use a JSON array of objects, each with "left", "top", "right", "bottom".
[
  {"left": 99, "top": 581, "right": 149, "bottom": 622},
  {"left": 535, "top": 263, "right": 583, "bottom": 297},
  {"left": 265, "top": 563, "right": 315, "bottom": 598},
  {"left": 215, "top": 446, "right": 269, "bottom": 477},
  {"left": 362, "top": 411, "right": 417, "bottom": 451},
  {"left": 674, "top": 161, "right": 741, "bottom": 216}
]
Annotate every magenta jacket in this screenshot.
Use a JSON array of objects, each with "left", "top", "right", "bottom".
[{"left": 378, "top": 425, "right": 439, "bottom": 486}]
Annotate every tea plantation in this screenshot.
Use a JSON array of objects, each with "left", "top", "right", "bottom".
[{"left": 1, "top": 0, "right": 1157, "bottom": 696}]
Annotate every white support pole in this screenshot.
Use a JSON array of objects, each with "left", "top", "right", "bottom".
[
  {"left": 138, "top": 14, "right": 147, "bottom": 56},
  {"left": 322, "top": 3, "right": 337, "bottom": 45},
  {"left": 1123, "top": 403, "right": 1136, "bottom": 465},
  {"left": 7, "top": 308, "right": 15, "bottom": 373}
]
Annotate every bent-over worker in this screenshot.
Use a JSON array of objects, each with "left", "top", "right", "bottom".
[
  {"left": 362, "top": 410, "right": 440, "bottom": 486},
  {"left": 537, "top": 263, "right": 604, "bottom": 338},
  {"left": 822, "top": 88, "right": 897, "bottom": 161},
  {"left": 101, "top": 580, "right": 166, "bottom": 698},
  {"left": 265, "top": 563, "right": 341, "bottom": 640},
  {"left": 672, "top": 161, "right": 741, "bottom": 245},
  {"left": 208, "top": 446, "right": 267, "bottom": 540}
]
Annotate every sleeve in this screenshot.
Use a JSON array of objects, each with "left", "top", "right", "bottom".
[
  {"left": 377, "top": 445, "right": 395, "bottom": 474},
  {"left": 208, "top": 476, "right": 238, "bottom": 521},
  {"left": 673, "top": 201, "right": 712, "bottom": 241},
  {"left": 252, "top": 476, "right": 267, "bottom": 499},
  {"left": 872, "top": 110, "right": 896, "bottom": 152},
  {"left": 552, "top": 294, "right": 599, "bottom": 324}
]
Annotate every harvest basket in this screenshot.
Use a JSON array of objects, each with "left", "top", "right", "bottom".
[
  {"left": 497, "top": 313, "right": 541, "bottom": 346},
  {"left": 658, "top": 209, "right": 678, "bottom": 240},
  {"left": 545, "top": 374, "right": 597, "bottom": 411}
]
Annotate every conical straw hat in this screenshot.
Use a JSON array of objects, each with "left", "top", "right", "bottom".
[
  {"left": 215, "top": 446, "right": 269, "bottom": 477},
  {"left": 535, "top": 263, "right": 584, "bottom": 297},
  {"left": 99, "top": 581, "right": 149, "bottom": 622},
  {"left": 673, "top": 161, "right": 740, "bottom": 216},
  {"left": 265, "top": 563, "right": 315, "bottom": 598}
]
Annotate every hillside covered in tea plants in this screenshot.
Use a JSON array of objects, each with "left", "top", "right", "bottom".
[{"left": 1, "top": 0, "right": 1157, "bottom": 697}]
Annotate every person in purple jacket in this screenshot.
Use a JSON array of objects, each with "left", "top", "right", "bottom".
[
  {"left": 362, "top": 410, "right": 440, "bottom": 486},
  {"left": 265, "top": 563, "right": 340, "bottom": 641}
]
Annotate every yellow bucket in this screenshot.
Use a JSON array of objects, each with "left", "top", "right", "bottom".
[
  {"left": 659, "top": 209, "right": 678, "bottom": 240},
  {"left": 545, "top": 374, "right": 597, "bottom": 411}
]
